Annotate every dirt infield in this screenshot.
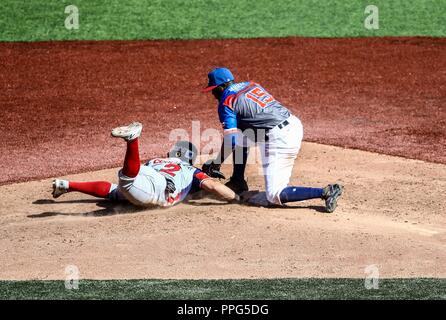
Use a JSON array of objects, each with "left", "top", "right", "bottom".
[
  {"left": 1, "top": 37, "right": 445, "bottom": 185},
  {"left": 1, "top": 37, "right": 445, "bottom": 281},
  {"left": 0, "top": 142, "right": 445, "bottom": 280}
]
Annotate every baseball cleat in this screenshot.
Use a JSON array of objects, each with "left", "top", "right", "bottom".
[
  {"left": 111, "top": 122, "right": 143, "bottom": 141},
  {"left": 52, "top": 179, "right": 69, "bottom": 198},
  {"left": 322, "top": 184, "right": 343, "bottom": 213},
  {"left": 225, "top": 177, "right": 249, "bottom": 195}
]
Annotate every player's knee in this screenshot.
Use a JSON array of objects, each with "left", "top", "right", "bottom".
[
  {"left": 116, "top": 179, "right": 146, "bottom": 207},
  {"left": 108, "top": 184, "right": 124, "bottom": 201},
  {"left": 118, "top": 169, "right": 137, "bottom": 191}
]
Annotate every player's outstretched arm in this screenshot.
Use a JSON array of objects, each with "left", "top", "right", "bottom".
[{"left": 200, "top": 179, "right": 240, "bottom": 203}]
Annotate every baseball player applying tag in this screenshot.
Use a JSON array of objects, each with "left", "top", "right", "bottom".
[{"left": 201, "top": 67, "right": 343, "bottom": 212}]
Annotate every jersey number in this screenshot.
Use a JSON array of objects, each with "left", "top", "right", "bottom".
[
  {"left": 160, "top": 163, "right": 181, "bottom": 177},
  {"left": 246, "top": 87, "right": 275, "bottom": 108}
]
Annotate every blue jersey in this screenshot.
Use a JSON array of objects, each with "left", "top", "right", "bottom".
[{"left": 218, "top": 82, "right": 291, "bottom": 136}]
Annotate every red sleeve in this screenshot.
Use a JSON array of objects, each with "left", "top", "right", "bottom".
[{"left": 194, "top": 171, "right": 211, "bottom": 188}]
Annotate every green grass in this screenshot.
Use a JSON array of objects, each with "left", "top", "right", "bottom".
[
  {"left": 0, "top": 278, "right": 445, "bottom": 300},
  {"left": 0, "top": 0, "right": 445, "bottom": 41}
]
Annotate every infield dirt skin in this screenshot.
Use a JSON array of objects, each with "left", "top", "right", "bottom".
[
  {"left": 0, "top": 143, "right": 445, "bottom": 280},
  {"left": 0, "top": 37, "right": 445, "bottom": 280}
]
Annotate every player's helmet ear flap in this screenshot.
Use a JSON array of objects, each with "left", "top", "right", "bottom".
[{"left": 167, "top": 141, "right": 198, "bottom": 165}]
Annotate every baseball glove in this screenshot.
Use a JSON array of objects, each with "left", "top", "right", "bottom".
[{"left": 202, "top": 159, "right": 226, "bottom": 180}]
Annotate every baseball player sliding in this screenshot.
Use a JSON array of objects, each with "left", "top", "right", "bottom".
[
  {"left": 52, "top": 122, "right": 240, "bottom": 207},
  {"left": 201, "top": 68, "right": 343, "bottom": 212}
]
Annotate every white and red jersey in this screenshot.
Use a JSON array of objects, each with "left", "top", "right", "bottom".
[
  {"left": 145, "top": 157, "right": 206, "bottom": 206},
  {"left": 118, "top": 157, "right": 210, "bottom": 208}
]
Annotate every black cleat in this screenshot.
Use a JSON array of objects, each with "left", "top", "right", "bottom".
[
  {"left": 322, "top": 184, "right": 344, "bottom": 213},
  {"left": 225, "top": 177, "right": 249, "bottom": 195}
]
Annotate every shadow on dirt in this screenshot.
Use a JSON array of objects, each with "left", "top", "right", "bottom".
[
  {"left": 29, "top": 190, "right": 328, "bottom": 218},
  {"left": 239, "top": 190, "right": 327, "bottom": 213},
  {"left": 186, "top": 190, "right": 328, "bottom": 212},
  {"left": 185, "top": 201, "right": 233, "bottom": 206},
  {"left": 29, "top": 199, "right": 145, "bottom": 218}
]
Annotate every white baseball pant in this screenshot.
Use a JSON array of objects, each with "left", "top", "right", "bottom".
[{"left": 259, "top": 115, "right": 303, "bottom": 205}]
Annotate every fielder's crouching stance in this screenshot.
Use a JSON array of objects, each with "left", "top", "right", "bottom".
[
  {"left": 52, "top": 122, "right": 240, "bottom": 206},
  {"left": 202, "top": 68, "right": 343, "bottom": 212}
]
